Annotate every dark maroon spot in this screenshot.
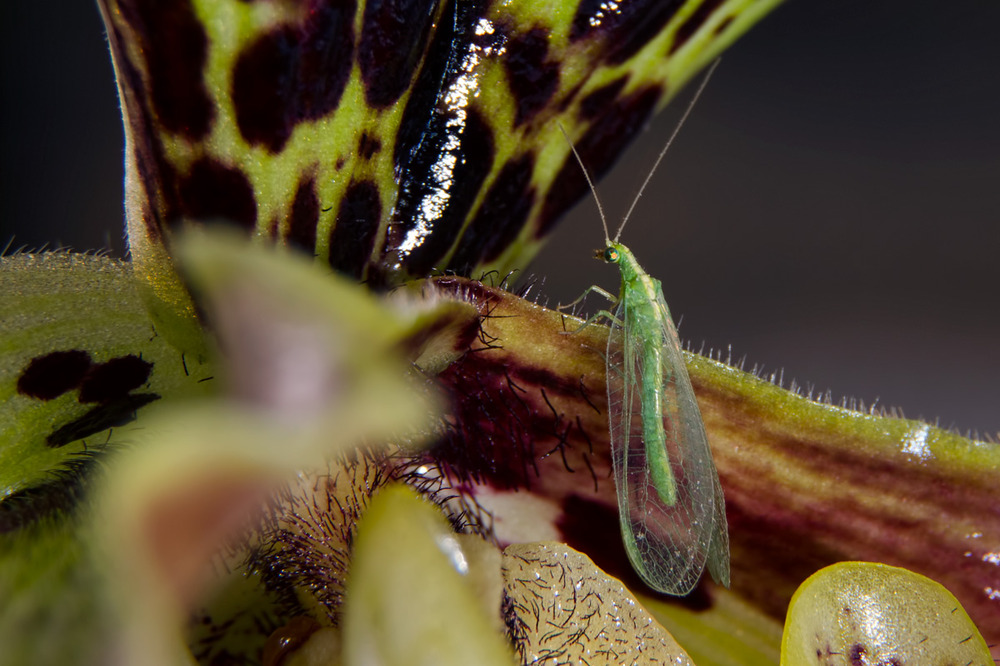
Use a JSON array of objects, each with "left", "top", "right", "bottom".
[
  {"left": 848, "top": 643, "right": 866, "bottom": 666},
  {"left": 429, "top": 355, "right": 544, "bottom": 491},
  {"left": 427, "top": 348, "right": 600, "bottom": 495},
  {"left": 232, "top": 1, "right": 356, "bottom": 152},
  {"left": 177, "top": 158, "right": 257, "bottom": 228},
  {"left": 570, "top": 0, "right": 685, "bottom": 64},
  {"left": 128, "top": 128, "right": 173, "bottom": 239},
  {"left": 671, "top": 580, "right": 714, "bottom": 612},
  {"left": 287, "top": 175, "right": 319, "bottom": 254},
  {"left": 557, "top": 494, "right": 639, "bottom": 585},
  {"left": 555, "top": 78, "right": 590, "bottom": 115},
  {"left": 138, "top": 199, "right": 162, "bottom": 244},
  {"left": 503, "top": 27, "right": 559, "bottom": 127},
  {"left": 117, "top": 0, "right": 214, "bottom": 139},
  {"left": 714, "top": 16, "right": 734, "bottom": 36},
  {"left": 579, "top": 78, "right": 627, "bottom": 120},
  {"left": 358, "top": 132, "right": 382, "bottom": 160},
  {"left": 388, "top": 108, "right": 495, "bottom": 277},
  {"left": 47, "top": 394, "right": 161, "bottom": 448},
  {"left": 16, "top": 350, "right": 92, "bottom": 401},
  {"left": 293, "top": 1, "right": 357, "bottom": 118},
  {"left": 512, "top": 364, "right": 584, "bottom": 400},
  {"left": 359, "top": 0, "right": 439, "bottom": 108},
  {"left": 537, "top": 85, "right": 662, "bottom": 237},
  {"left": 231, "top": 28, "right": 301, "bottom": 152},
  {"left": 266, "top": 215, "right": 280, "bottom": 240},
  {"left": 155, "top": 158, "right": 183, "bottom": 226},
  {"left": 78, "top": 356, "right": 153, "bottom": 404},
  {"left": 669, "top": 0, "right": 724, "bottom": 54},
  {"left": 446, "top": 153, "right": 536, "bottom": 274},
  {"left": 556, "top": 495, "right": 716, "bottom": 607},
  {"left": 329, "top": 180, "right": 382, "bottom": 279}
]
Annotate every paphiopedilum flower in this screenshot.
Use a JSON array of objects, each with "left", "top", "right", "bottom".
[{"left": 1, "top": 1, "right": 997, "bottom": 664}]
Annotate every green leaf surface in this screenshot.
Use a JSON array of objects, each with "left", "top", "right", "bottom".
[
  {"left": 0, "top": 252, "right": 212, "bottom": 528},
  {"left": 0, "top": 518, "right": 111, "bottom": 666}
]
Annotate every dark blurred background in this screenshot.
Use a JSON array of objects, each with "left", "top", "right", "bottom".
[{"left": 3, "top": 1, "right": 999, "bottom": 434}]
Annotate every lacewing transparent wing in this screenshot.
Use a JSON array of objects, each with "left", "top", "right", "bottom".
[
  {"left": 559, "top": 62, "right": 728, "bottom": 594},
  {"left": 604, "top": 242, "right": 729, "bottom": 595}
]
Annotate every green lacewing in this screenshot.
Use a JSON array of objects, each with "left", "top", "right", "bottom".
[{"left": 562, "top": 62, "right": 730, "bottom": 595}]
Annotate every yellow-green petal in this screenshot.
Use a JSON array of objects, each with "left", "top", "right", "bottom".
[{"left": 781, "top": 562, "right": 991, "bottom": 665}]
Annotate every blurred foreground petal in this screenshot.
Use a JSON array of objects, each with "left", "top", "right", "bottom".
[{"left": 341, "top": 483, "right": 513, "bottom": 666}]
